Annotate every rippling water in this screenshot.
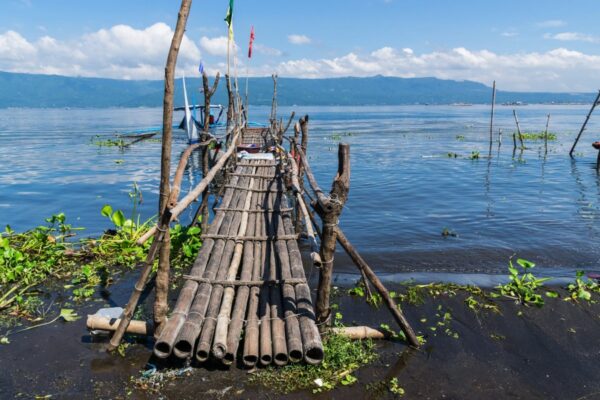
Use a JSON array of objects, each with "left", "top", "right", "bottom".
[{"left": 1, "top": 104, "right": 600, "bottom": 277}]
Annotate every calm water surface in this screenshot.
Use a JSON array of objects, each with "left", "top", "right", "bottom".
[{"left": 1, "top": 105, "right": 600, "bottom": 277}]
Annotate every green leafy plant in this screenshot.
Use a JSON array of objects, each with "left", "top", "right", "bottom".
[
  {"left": 468, "top": 150, "right": 480, "bottom": 160},
  {"left": 566, "top": 271, "right": 599, "bottom": 302},
  {"left": 494, "top": 258, "right": 549, "bottom": 307}
]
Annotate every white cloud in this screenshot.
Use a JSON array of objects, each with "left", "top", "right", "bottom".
[
  {"left": 0, "top": 23, "right": 201, "bottom": 79},
  {"left": 544, "top": 31, "right": 600, "bottom": 43},
  {"left": 253, "top": 43, "right": 282, "bottom": 57},
  {"left": 537, "top": 20, "right": 566, "bottom": 28},
  {"left": 199, "top": 35, "right": 238, "bottom": 57},
  {"left": 287, "top": 34, "right": 311, "bottom": 45},
  {"left": 501, "top": 30, "right": 518, "bottom": 37},
  {"left": 261, "top": 46, "right": 600, "bottom": 91}
]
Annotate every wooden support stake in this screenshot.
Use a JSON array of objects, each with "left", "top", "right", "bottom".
[
  {"left": 544, "top": 114, "right": 551, "bottom": 155},
  {"left": 153, "top": 0, "right": 193, "bottom": 336},
  {"left": 489, "top": 80, "right": 496, "bottom": 157},
  {"left": 334, "top": 227, "right": 419, "bottom": 347},
  {"left": 315, "top": 143, "right": 350, "bottom": 328},
  {"left": 570, "top": 90, "right": 600, "bottom": 157},
  {"left": 513, "top": 109, "right": 525, "bottom": 150}
]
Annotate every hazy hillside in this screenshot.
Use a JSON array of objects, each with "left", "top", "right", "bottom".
[{"left": 0, "top": 71, "right": 595, "bottom": 108}]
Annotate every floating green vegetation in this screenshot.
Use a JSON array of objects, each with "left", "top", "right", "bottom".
[
  {"left": 468, "top": 150, "right": 480, "bottom": 160},
  {"left": 91, "top": 135, "right": 127, "bottom": 147},
  {"left": 366, "top": 377, "right": 406, "bottom": 397},
  {"left": 441, "top": 227, "right": 457, "bottom": 238},
  {"left": 565, "top": 270, "right": 600, "bottom": 302},
  {"left": 455, "top": 135, "right": 465, "bottom": 141},
  {"left": 493, "top": 258, "right": 549, "bottom": 307},
  {"left": 328, "top": 132, "right": 355, "bottom": 141},
  {"left": 518, "top": 131, "right": 557, "bottom": 141},
  {"left": 0, "top": 184, "right": 203, "bottom": 324},
  {"left": 447, "top": 152, "right": 459, "bottom": 158},
  {"left": 250, "top": 313, "right": 377, "bottom": 394}
]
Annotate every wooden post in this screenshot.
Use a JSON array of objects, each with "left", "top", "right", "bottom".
[
  {"left": 513, "top": 109, "right": 525, "bottom": 150},
  {"left": 498, "top": 128, "right": 502, "bottom": 148},
  {"left": 270, "top": 74, "right": 278, "bottom": 129},
  {"left": 489, "top": 80, "right": 496, "bottom": 157},
  {"left": 225, "top": 74, "right": 235, "bottom": 147},
  {"left": 200, "top": 72, "right": 220, "bottom": 233},
  {"left": 334, "top": 227, "right": 419, "bottom": 347},
  {"left": 544, "top": 114, "right": 550, "bottom": 155},
  {"left": 570, "top": 90, "right": 600, "bottom": 157},
  {"left": 153, "top": 0, "right": 193, "bottom": 335},
  {"left": 315, "top": 143, "right": 350, "bottom": 328}
]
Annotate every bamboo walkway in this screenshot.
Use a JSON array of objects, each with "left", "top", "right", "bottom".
[{"left": 153, "top": 157, "right": 323, "bottom": 366}]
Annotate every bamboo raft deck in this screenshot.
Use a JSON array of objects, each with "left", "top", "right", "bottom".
[{"left": 153, "top": 156, "right": 324, "bottom": 366}]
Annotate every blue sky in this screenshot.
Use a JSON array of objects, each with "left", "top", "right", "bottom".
[{"left": 2, "top": 0, "right": 600, "bottom": 91}]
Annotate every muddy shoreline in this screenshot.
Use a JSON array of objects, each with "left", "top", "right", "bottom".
[{"left": 2, "top": 267, "right": 600, "bottom": 400}]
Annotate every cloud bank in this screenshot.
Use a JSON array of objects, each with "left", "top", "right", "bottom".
[{"left": 1, "top": 23, "right": 600, "bottom": 91}]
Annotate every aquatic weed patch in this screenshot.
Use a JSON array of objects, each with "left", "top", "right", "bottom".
[
  {"left": 493, "top": 258, "right": 549, "bottom": 307},
  {"left": 518, "top": 131, "right": 557, "bottom": 141},
  {"left": 250, "top": 317, "right": 377, "bottom": 393}
]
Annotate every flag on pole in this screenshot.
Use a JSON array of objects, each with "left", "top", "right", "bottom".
[
  {"left": 198, "top": 61, "right": 204, "bottom": 74},
  {"left": 224, "top": 0, "right": 234, "bottom": 41},
  {"left": 248, "top": 26, "right": 255, "bottom": 58}
]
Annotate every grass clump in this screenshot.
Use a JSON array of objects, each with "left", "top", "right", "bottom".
[
  {"left": 250, "top": 314, "right": 377, "bottom": 394},
  {"left": 519, "top": 131, "right": 557, "bottom": 141}
]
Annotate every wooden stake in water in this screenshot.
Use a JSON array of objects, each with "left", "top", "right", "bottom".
[
  {"left": 513, "top": 109, "right": 525, "bottom": 149},
  {"left": 570, "top": 90, "right": 600, "bottom": 157},
  {"left": 489, "top": 80, "right": 496, "bottom": 157},
  {"left": 544, "top": 114, "right": 551, "bottom": 155}
]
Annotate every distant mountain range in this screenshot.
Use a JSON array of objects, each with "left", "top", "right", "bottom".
[{"left": 0, "top": 71, "right": 596, "bottom": 108}]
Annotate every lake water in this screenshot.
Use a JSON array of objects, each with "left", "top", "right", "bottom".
[{"left": 1, "top": 104, "right": 600, "bottom": 279}]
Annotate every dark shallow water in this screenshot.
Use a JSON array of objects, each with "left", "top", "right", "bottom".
[{"left": 2, "top": 104, "right": 600, "bottom": 278}]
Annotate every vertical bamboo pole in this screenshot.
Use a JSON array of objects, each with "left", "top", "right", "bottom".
[
  {"left": 544, "top": 114, "right": 551, "bottom": 155},
  {"left": 513, "top": 109, "right": 524, "bottom": 150},
  {"left": 570, "top": 90, "right": 600, "bottom": 157},
  {"left": 488, "top": 80, "right": 496, "bottom": 157},
  {"left": 315, "top": 143, "right": 350, "bottom": 328},
  {"left": 153, "top": 0, "right": 193, "bottom": 335}
]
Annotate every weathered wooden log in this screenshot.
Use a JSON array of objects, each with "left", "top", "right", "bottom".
[
  {"left": 153, "top": 169, "right": 247, "bottom": 358},
  {"left": 570, "top": 90, "right": 600, "bottom": 157},
  {"left": 212, "top": 177, "right": 258, "bottom": 359},
  {"left": 200, "top": 72, "right": 220, "bottom": 234},
  {"left": 295, "top": 145, "right": 333, "bottom": 213},
  {"left": 167, "top": 139, "right": 214, "bottom": 209},
  {"left": 225, "top": 74, "right": 235, "bottom": 146},
  {"left": 87, "top": 315, "right": 151, "bottom": 336},
  {"left": 136, "top": 131, "right": 240, "bottom": 245},
  {"left": 154, "top": 0, "right": 194, "bottom": 336},
  {"left": 281, "top": 204, "right": 324, "bottom": 365},
  {"left": 315, "top": 143, "right": 350, "bottom": 327},
  {"left": 334, "top": 227, "right": 419, "bottom": 348}
]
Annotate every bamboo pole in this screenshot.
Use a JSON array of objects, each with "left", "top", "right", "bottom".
[
  {"left": 200, "top": 72, "right": 220, "bottom": 234},
  {"left": 315, "top": 144, "right": 350, "bottom": 327},
  {"left": 334, "top": 227, "right": 419, "bottom": 348},
  {"left": 513, "top": 109, "right": 525, "bottom": 150},
  {"left": 223, "top": 173, "right": 265, "bottom": 365},
  {"left": 196, "top": 170, "right": 258, "bottom": 362},
  {"left": 153, "top": 168, "right": 247, "bottom": 358},
  {"left": 330, "top": 326, "right": 388, "bottom": 340},
  {"left": 212, "top": 175, "right": 258, "bottom": 359},
  {"left": 281, "top": 200, "right": 324, "bottom": 365},
  {"left": 489, "top": 80, "right": 496, "bottom": 157},
  {"left": 136, "top": 131, "right": 240, "bottom": 246},
  {"left": 173, "top": 174, "right": 250, "bottom": 359},
  {"left": 259, "top": 186, "right": 273, "bottom": 366},
  {"left": 544, "top": 114, "right": 551, "bottom": 155},
  {"left": 154, "top": 0, "right": 193, "bottom": 336},
  {"left": 167, "top": 139, "right": 214, "bottom": 209},
  {"left": 570, "top": 90, "right": 600, "bottom": 157},
  {"left": 87, "top": 315, "right": 151, "bottom": 336}
]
